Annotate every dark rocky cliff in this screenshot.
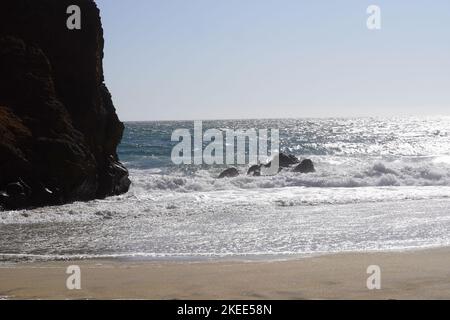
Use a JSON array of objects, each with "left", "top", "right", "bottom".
[{"left": 0, "top": 0, "right": 130, "bottom": 210}]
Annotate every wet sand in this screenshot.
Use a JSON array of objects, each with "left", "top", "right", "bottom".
[{"left": 1, "top": 248, "right": 450, "bottom": 299}]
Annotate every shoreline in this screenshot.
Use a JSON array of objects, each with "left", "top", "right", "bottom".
[
  {"left": 1, "top": 244, "right": 449, "bottom": 265},
  {"left": 2, "top": 247, "right": 450, "bottom": 299}
]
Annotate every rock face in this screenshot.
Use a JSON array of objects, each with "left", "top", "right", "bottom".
[
  {"left": 0, "top": 0, "right": 130, "bottom": 210},
  {"left": 294, "top": 159, "right": 316, "bottom": 173}
]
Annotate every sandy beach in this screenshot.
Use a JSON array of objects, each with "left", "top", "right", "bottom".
[{"left": 1, "top": 248, "right": 450, "bottom": 300}]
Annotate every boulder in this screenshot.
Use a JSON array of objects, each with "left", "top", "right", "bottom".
[
  {"left": 6, "top": 181, "right": 30, "bottom": 197},
  {"left": 264, "top": 152, "right": 300, "bottom": 168},
  {"left": 1, "top": 181, "right": 30, "bottom": 209},
  {"left": 218, "top": 168, "right": 239, "bottom": 179},
  {"left": 293, "top": 159, "right": 316, "bottom": 173},
  {"left": 247, "top": 164, "right": 262, "bottom": 176}
]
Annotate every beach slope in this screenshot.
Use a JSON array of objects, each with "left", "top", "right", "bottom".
[{"left": 1, "top": 248, "right": 450, "bottom": 300}]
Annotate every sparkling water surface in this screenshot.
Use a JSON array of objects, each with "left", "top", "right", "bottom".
[{"left": 1, "top": 117, "right": 450, "bottom": 262}]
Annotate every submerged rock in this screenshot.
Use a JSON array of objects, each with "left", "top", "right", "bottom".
[
  {"left": 218, "top": 168, "right": 240, "bottom": 179},
  {"left": 294, "top": 159, "right": 316, "bottom": 173},
  {"left": 0, "top": 0, "right": 130, "bottom": 210}
]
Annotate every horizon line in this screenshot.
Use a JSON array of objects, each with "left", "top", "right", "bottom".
[{"left": 121, "top": 114, "right": 450, "bottom": 123}]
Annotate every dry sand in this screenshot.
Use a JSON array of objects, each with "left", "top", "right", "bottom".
[{"left": 1, "top": 248, "right": 450, "bottom": 300}]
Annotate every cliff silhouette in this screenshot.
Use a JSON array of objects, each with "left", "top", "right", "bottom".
[{"left": 0, "top": 0, "right": 130, "bottom": 210}]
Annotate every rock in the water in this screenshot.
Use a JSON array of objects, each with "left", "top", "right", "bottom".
[
  {"left": 218, "top": 168, "right": 239, "bottom": 179},
  {"left": 0, "top": 0, "right": 130, "bottom": 210},
  {"left": 294, "top": 159, "right": 316, "bottom": 173},
  {"left": 264, "top": 152, "right": 300, "bottom": 168},
  {"left": 247, "top": 164, "right": 262, "bottom": 176}
]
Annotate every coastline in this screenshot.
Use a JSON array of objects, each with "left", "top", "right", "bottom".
[{"left": 2, "top": 247, "right": 450, "bottom": 300}]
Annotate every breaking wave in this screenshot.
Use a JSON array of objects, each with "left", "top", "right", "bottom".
[{"left": 130, "top": 157, "right": 450, "bottom": 193}]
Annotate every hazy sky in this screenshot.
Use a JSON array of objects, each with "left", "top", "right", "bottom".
[{"left": 96, "top": 0, "right": 450, "bottom": 121}]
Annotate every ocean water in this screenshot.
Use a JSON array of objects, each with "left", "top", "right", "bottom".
[{"left": 1, "top": 117, "right": 450, "bottom": 262}]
